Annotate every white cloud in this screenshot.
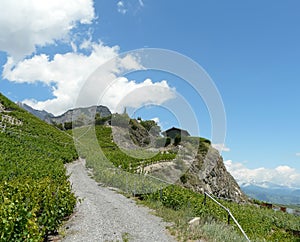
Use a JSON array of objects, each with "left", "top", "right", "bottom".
[
  {"left": 296, "top": 153, "right": 300, "bottom": 156},
  {"left": 224, "top": 160, "right": 300, "bottom": 189},
  {"left": 0, "top": 0, "right": 175, "bottom": 116},
  {"left": 101, "top": 78, "right": 176, "bottom": 113},
  {"left": 212, "top": 143, "right": 230, "bottom": 152},
  {"left": 3, "top": 42, "right": 176, "bottom": 115},
  {"left": 3, "top": 42, "right": 119, "bottom": 115},
  {"left": 0, "top": 0, "right": 95, "bottom": 60}
]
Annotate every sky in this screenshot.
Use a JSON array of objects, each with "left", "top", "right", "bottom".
[{"left": 0, "top": 0, "right": 300, "bottom": 188}]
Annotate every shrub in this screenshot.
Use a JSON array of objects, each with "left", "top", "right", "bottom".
[
  {"left": 174, "top": 134, "right": 181, "bottom": 146},
  {"left": 155, "top": 137, "right": 171, "bottom": 148}
]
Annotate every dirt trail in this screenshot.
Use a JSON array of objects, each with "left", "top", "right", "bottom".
[{"left": 60, "top": 159, "right": 176, "bottom": 242}]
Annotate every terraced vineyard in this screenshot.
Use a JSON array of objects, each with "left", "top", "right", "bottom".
[
  {"left": 0, "top": 94, "right": 78, "bottom": 241},
  {"left": 76, "top": 124, "right": 300, "bottom": 241},
  {"left": 72, "top": 125, "right": 177, "bottom": 194}
]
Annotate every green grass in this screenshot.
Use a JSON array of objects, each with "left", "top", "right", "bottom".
[
  {"left": 142, "top": 185, "right": 300, "bottom": 241},
  {"left": 140, "top": 199, "right": 245, "bottom": 242}
]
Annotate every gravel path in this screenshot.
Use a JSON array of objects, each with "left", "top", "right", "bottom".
[{"left": 61, "top": 159, "right": 176, "bottom": 242}]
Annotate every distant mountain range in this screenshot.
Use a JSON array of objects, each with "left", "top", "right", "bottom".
[
  {"left": 17, "top": 102, "right": 111, "bottom": 125},
  {"left": 240, "top": 181, "right": 300, "bottom": 205},
  {"left": 17, "top": 102, "right": 54, "bottom": 120}
]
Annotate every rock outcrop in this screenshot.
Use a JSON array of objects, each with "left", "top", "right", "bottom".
[
  {"left": 179, "top": 145, "right": 248, "bottom": 203},
  {"left": 141, "top": 137, "right": 247, "bottom": 203}
]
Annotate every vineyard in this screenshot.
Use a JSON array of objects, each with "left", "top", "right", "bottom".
[
  {"left": 2, "top": 91, "right": 300, "bottom": 241},
  {"left": 75, "top": 124, "right": 300, "bottom": 241},
  {"left": 0, "top": 94, "right": 78, "bottom": 241},
  {"left": 71, "top": 125, "right": 177, "bottom": 195},
  {"left": 140, "top": 185, "right": 300, "bottom": 241}
]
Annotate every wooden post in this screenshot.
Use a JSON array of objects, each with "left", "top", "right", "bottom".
[
  {"left": 227, "top": 212, "right": 230, "bottom": 225},
  {"left": 160, "top": 188, "right": 163, "bottom": 201}
]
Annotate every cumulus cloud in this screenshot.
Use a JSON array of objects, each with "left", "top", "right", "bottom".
[
  {"left": 0, "top": 0, "right": 95, "bottom": 60},
  {"left": 0, "top": 0, "right": 175, "bottom": 116},
  {"left": 212, "top": 143, "right": 230, "bottom": 152},
  {"left": 224, "top": 160, "right": 300, "bottom": 189},
  {"left": 3, "top": 41, "right": 119, "bottom": 115},
  {"left": 3, "top": 42, "right": 175, "bottom": 115},
  {"left": 102, "top": 78, "right": 176, "bottom": 113}
]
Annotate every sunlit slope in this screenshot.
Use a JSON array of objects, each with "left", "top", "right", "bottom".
[{"left": 0, "top": 93, "right": 78, "bottom": 241}]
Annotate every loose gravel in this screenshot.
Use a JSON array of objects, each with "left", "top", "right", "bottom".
[{"left": 61, "top": 159, "right": 176, "bottom": 242}]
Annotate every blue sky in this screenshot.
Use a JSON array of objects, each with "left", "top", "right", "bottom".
[{"left": 0, "top": 0, "right": 300, "bottom": 188}]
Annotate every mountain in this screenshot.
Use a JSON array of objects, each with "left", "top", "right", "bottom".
[
  {"left": 17, "top": 102, "right": 54, "bottom": 120},
  {"left": 17, "top": 102, "right": 111, "bottom": 125},
  {"left": 240, "top": 183, "right": 300, "bottom": 205},
  {"left": 49, "top": 105, "right": 111, "bottom": 125}
]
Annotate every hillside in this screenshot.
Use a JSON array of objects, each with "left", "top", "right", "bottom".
[
  {"left": 72, "top": 122, "right": 300, "bottom": 241},
  {"left": 0, "top": 93, "right": 78, "bottom": 241},
  {"left": 71, "top": 118, "right": 246, "bottom": 203},
  {"left": 7, "top": 100, "right": 300, "bottom": 241}
]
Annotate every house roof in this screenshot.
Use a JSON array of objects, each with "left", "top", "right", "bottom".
[{"left": 162, "top": 127, "right": 190, "bottom": 136}]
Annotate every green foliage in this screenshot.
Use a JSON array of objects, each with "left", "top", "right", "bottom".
[
  {"left": 174, "top": 134, "right": 181, "bottom": 146},
  {"left": 143, "top": 185, "right": 300, "bottom": 241},
  {"left": 180, "top": 174, "right": 188, "bottom": 184},
  {"left": 63, "top": 121, "right": 73, "bottom": 130},
  {"left": 70, "top": 113, "right": 300, "bottom": 241},
  {"left": 0, "top": 93, "right": 78, "bottom": 241},
  {"left": 71, "top": 125, "right": 176, "bottom": 195},
  {"left": 129, "top": 119, "right": 139, "bottom": 131},
  {"left": 155, "top": 137, "right": 171, "bottom": 148},
  {"left": 139, "top": 120, "right": 161, "bottom": 136},
  {"left": 165, "top": 137, "right": 171, "bottom": 147},
  {"left": 94, "top": 126, "right": 176, "bottom": 171},
  {"left": 200, "top": 137, "right": 211, "bottom": 145},
  {"left": 95, "top": 113, "right": 111, "bottom": 125}
]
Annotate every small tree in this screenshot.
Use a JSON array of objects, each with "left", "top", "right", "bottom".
[
  {"left": 64, "top": 122, "right": 72, "bottom": 130},
  {"left": 140, "top": 120, "right": 161, "bottom": 136},
  {"left": 155, "top": 137, "right": 171, "bottom": 148},
  {"left": 165, "top": 137, "right": 171, "bottom": 147},
  {"left": 174, "top": 134, "right": 181, "bottom": 146}
]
